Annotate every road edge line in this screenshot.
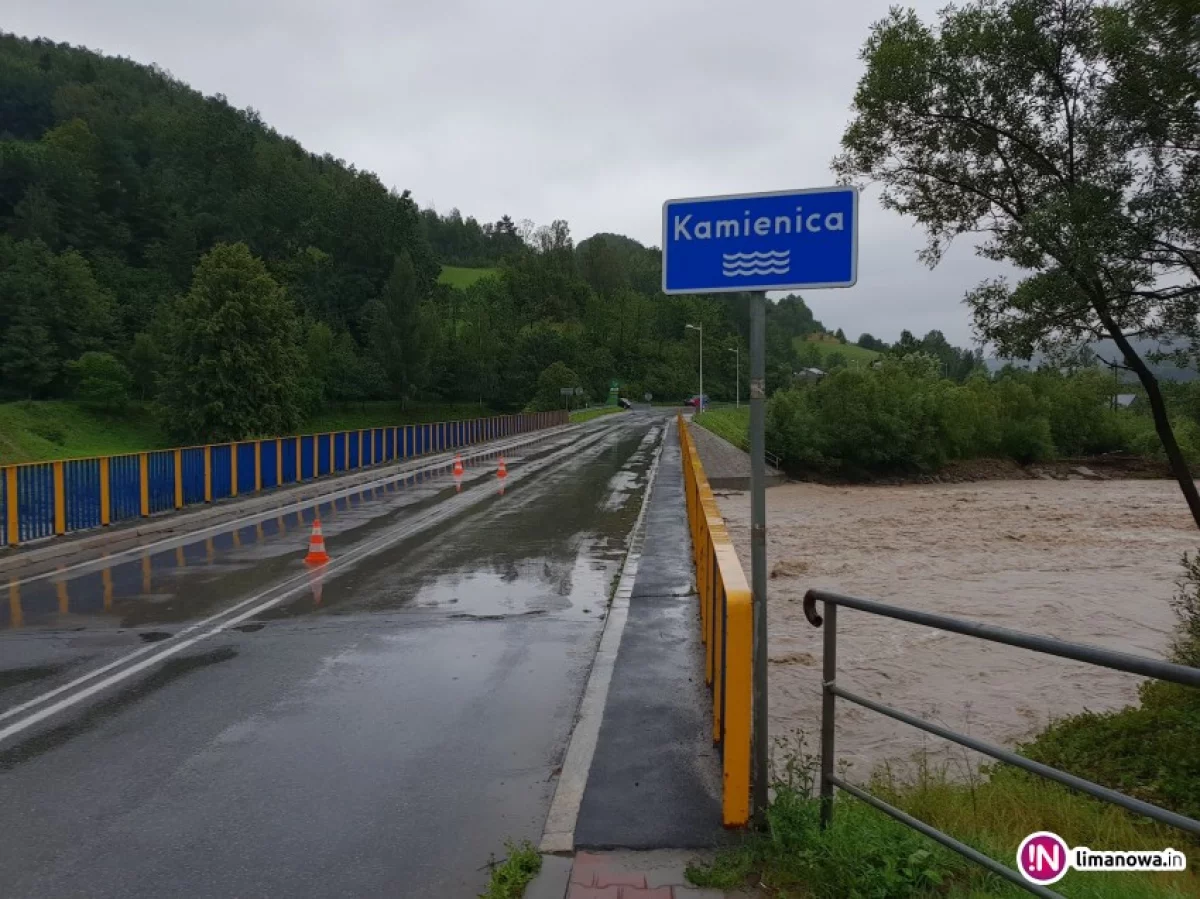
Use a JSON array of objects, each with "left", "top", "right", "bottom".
[{"left": 538, "top": 420, "right": 667, "bottom": 854}]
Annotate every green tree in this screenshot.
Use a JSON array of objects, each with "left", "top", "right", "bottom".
[
  {"left": 0, "top": 310, "right": 55, "bottom": 398},
  {"left": 128, "top": 331, "right": 161, "bottom": 401},
  {"left": 299, "top": 320, "right": 336, "bottom": 412},
  {"left": 69, "top": 351, "right": 132, "bottom": 412},
  {"left": 159, "top": 243, "right": 303, "bottom": 442},
  {"left": 824, "top": 351, "right": 848, "bottom": 371},
  {"left": 363, "top": 251, "right": 437, "bottom": 405},
  {"left": 835, "top": 0, "right": 1200, "bottom": 526},
  {"left": 0, "top": 237, "right": 114, "bottom": 392},
  {"left": 530, "top": 361, "right": 580, "bottom": 412}
]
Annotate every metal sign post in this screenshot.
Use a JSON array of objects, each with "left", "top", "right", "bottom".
[{"left": 662, "top": 186, "right": 858, "bottom": 824}]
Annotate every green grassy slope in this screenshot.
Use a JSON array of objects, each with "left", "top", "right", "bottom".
[
  {"left": 0, "top": 401, "right": 167, "bottom": 464},
  {"left": 437, "top": 266, "right": 500, "bottom": 289},
  {"left": 792, "top": 336, "right": 881, "bottom": 366},
  {"left": 0, "top": 400, "right": 499, "bottom": 464},
  {"left": 693, "top": 407, "right": 750, "bottom": 451}
]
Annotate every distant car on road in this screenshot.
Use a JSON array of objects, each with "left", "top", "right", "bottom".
[
  {"left": 683, "top": 395, "right": 709, "bottom": 409},
  {"left": 618, "top": 397, "right": 633, "bottom": 409}
]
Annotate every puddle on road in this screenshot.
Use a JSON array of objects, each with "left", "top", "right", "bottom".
[{"left": 258, "top": 420, "right": 661, "bottom": 624}]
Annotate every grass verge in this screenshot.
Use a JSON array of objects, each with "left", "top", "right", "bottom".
[
  {"left": 480, "top": 840, "right": 541, "bottom": 899},
  {"left": 693, "top": 407, "right": 750, "bottom": 451},
  {"left": 570, "top": 406, "right": 624, "bottom": 424},
  {"left": 687, "top": 733, "right": 1200, "bottom": 898}
]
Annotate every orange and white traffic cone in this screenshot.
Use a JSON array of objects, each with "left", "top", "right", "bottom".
[
  {"left": 304, "top": 519, "right": 330, "bottom": 565},
  {"left": 453, "top": 453, "right": 464, "bottom": 477},
  {"left": 497, "top": 456, "right": 508, "bottom": 479}
]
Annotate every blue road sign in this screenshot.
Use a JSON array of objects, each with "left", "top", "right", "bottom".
[{"left": 662, "top": 186, "right": 858, "bottom": 294}]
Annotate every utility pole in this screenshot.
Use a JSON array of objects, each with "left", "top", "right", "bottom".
[
  {"left": 730, "top": 345, "right": 740, "bottom": 409},
  {"left": 686, "top": 323, "right": 704, "bottom": 409},
  {"left": 749, "top": 292, "right": 768, "bottom": 822}
]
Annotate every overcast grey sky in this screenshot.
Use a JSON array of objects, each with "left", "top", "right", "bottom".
[{"left": 5, "top": 0, "right": 1012, "bottom": 345}]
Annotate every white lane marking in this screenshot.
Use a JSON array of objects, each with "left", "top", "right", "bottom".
[
  {"left": 0, "top": 565, "right": 321, "bottom": 725},
  {"left": 539, "top": 422, "right": 665, "bottom": 853},
  {"left": 0, "top": 424, "right": 626, "bottom": 743},
  {"left": 0, "top": 578, "right": 314, "bottom": 744},
  {"left": 4, "top": 428, "right": 574, "bottom": 590}
]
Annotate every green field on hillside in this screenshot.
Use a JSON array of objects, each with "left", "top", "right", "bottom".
[
  {"left": 438, "top": 265, "right": 500, "bottom": 289},
  {"left": 0, "top": 400, "right": 499, "bottom": 464},
  {"left": 792, "top": 336, "right": 881, "bottom": 366}
]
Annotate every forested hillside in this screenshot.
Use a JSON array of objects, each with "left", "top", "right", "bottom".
[{"left": 0, "top": 32, "right": 848, "bottom": 445}]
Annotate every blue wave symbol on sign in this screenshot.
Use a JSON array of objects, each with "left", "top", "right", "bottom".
[{"left": 722, "top": 250, "right": 790, "bottom": 277}]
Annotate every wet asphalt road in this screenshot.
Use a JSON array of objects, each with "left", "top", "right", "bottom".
[{"left": 0, "top": 411, "right": 666, "bottom": 899}]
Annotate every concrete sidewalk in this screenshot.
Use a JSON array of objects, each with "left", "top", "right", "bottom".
[
  {"left": 525, "top": 421, "right": 760, "bottom": 897},
  {"left": 572, "top": 421, "right": 724, "bottom": 850},
  {"left": 685, "top": 422, "right": 784, "bottom": 491}
]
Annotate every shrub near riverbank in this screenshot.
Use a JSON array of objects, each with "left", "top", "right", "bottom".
[{"left": 765, "top": 355, "right": 1193, "bottom": 476}]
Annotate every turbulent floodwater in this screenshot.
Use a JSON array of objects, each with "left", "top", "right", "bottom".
[{"left": 718, "top": 479, "right": 1196, "bottom": 779}]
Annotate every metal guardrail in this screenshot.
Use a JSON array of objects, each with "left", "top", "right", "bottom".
[
  {"left": 678, "top": 414, "right": 752, "bottom": 827},
  {"left": 804, "top": 588, "right": 1200, "bottom": 898},
  {"left": 0, "top": 411, "right": 568, "bottom": 548}
]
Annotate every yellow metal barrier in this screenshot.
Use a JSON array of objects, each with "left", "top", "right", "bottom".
[{"left": 678, "top": 414, "right": 752, "bottom": 828}]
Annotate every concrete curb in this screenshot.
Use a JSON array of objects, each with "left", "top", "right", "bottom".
[
  {"left": 0, "top": 426, "right": 572, "bottom": 580},
  {"left": 524, "top": 854, "right": 573, "bottom": 899}
]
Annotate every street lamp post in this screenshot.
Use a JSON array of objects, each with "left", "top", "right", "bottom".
[
  {"left": 729, "top": 345, "right": 740, "bottom": 409},
  {"left": 685, "top": 323, "right": 703, "bottom": 409}
]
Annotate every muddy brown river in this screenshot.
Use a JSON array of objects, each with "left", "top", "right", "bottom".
[{"left": 718, "top": 479, "right": 1197, "bottom": 780}]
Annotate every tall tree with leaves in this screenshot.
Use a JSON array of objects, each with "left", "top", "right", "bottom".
[
  {"left": 362, "top": 251, "right": 437, "bottom": 406},
  {"left": 836, "top": 0, "right": 1200, "bottom": 527},
  {"left": 159, "top": 243, "right": 303, "bottom": 442},
  {"left": 0, "top": 310, "right": 55, "bottom": 398}
]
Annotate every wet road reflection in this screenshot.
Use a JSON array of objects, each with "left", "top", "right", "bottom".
[
  {"left": 0, "top": 411, "right": 667, "bottom": 899},
  {"left": 0, "top": 431, "right": 581, "bottom": 632}
]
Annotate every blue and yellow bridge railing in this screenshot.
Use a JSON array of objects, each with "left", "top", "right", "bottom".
[{"left": 0, "top": 411, "right": 568, "bottom": 547}]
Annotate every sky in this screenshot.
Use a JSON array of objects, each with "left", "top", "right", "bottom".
[{"left": 4, "top": 0, "right": 1015, "bottom": 346}]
